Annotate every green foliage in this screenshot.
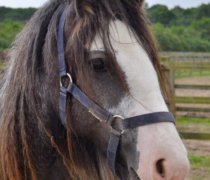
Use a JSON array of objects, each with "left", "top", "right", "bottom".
[
  {"left": 196, "top": 4, "right": 210, "bottom": 19},
  {"left": 0, "top": 20, "right": 24, "bottom": 51},
  {"left": 148, "top": 3, "right": 210, "bottom": 26},
  {"left": 192, "top": 18, "right": 210, "bottom": 40},
  {"left": 0, "top": 6, "right": 35, "bottom": 51},
  {"left": 148, "top": 4, "right": 210, "bottom": 52},
  {"left": 152, "top": 23, "right": 210, "bottom": 52},
  {"left": 147, "top": 3, "right": 210, "bottom": 52},
  {"left": 1, "top": 3, "right": 210, "bottom": 52},
  {"left": 148, "top": 5, "right": 175, "bottom": 26},
  {"left": 0, "top": 7, "right": 36, "bottom": 22}
]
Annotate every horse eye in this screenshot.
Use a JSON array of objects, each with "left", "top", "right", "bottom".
[{"left": 91, "top": 58, "right": 107, "bottom": 72}]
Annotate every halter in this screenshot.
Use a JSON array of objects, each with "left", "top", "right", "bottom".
[{"left": 57, "top": 11, "right": 175, "bottom": 177}]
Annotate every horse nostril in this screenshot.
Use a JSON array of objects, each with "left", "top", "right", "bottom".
[{"left": 156, "top": 159, "right": 165, "bottom": 178}]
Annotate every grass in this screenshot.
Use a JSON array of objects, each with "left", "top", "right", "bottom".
[
  {"left": 175, "top": 96, "right": 210, "bottom": 104},
  {"left": 189, "top": 155, "right": 210, "bottom": 180},
  {"left": 177, "top": 116, "right": 210, "bottom": 178},
  {"left": 189, "top": 155, "right": 210, "bottom": 169},
  {"left": 177, "top": 117, "right": 210, "bottom": 140},
  {"left": 178, "top": 117, "right": 210, "bottom": 178},
  {"left": 180, "top": 132, "right": 210, "bottom": 140},
  {"left": 175, "top": 69, "right": 210, "bottom": 79},
  {"left": 177, "top": 117, "right": 210, "bottom": 125}
]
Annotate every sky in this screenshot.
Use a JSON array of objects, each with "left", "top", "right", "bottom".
[{"left": 0, "top": 0, "right": 210, "bottom": 9}]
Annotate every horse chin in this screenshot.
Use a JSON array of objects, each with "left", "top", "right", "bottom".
[
  {"left": 129, "top": 168, "right": 141, "bottom": 180},
  {"left": 116, "top": 166, "right": 141, "bottom": 180}
]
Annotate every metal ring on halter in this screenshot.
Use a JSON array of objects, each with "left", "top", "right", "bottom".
[
  {"left": 112, "top": 115, "right": 125, "bottom": 135},
  {"left": 60, "top": 73, "right": 73, "bottom": 88},
  {"left": 113, "top": 115, "right": 124, "bottom": 120}
]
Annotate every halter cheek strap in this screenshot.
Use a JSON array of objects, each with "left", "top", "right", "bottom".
[
  {"left": 58, "top": 10, "right": 68, "bottom": 125},
  {"left": 57, "top": 10, "right": 175, "bottom": 178}
]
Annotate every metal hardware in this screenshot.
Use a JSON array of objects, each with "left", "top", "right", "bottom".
[
  {"left": 111, "top": 115, "right": 125, "bottom": 135},
  {"left": 60, "top": 73, "right": 72, "bottom": 88}
]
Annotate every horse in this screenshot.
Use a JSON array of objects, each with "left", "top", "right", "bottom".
[{"left": 0, "top": 0, "right": 190, "bottom": 179}]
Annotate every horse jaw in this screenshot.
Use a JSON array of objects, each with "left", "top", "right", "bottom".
[{"left": 91, "top": 20, "right": 190, "bottom": 179}]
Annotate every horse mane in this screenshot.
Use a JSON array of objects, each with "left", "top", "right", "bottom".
[{"left": 0, "top": 0, "right": 165, "bottom": 179}]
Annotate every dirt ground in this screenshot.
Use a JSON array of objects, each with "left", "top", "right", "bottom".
[
  {"left": 176, "top": 76, "right": 210, "bottom": 97},
  {"left": 180, "top": 129, "right": 210, "bottom": 179},
  {"left": 187, "top": 168, "right": 210, "bottom": 180},
  {"left": 177, "top": 123, "right": 210, "bottom": 134},
  {"left": 176, "top": 76, "right": 210, "bottom": 86},
  {"left": 0, "top": 51, "right": 7, "bottom": 62},
  {"left": 184, "top": 140, "right": 210, "bottom": 156},
  {"left": 183, "top": 139, "right": 210, "bottom": 180}
]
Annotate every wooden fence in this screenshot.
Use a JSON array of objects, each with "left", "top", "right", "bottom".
[{"left": 161, "top": 53, "right": 210, "bottom": 117}]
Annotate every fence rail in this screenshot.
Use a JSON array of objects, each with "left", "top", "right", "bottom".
[
  {"left": 161, "top": 55, "right": 210, "bottom": 117},
  {"left": 175, "top": 96, "right": 210, "bottom": 104},
  {"left": 176, "top": 107, "right": 210, "bottom": 113},
  {"left": 175, "top": 84, "right": 210, "bottom": 90}
]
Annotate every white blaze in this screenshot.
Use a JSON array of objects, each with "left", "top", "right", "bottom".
[{"left": 91, "top": 20, "right": 168, "bottom": 116}]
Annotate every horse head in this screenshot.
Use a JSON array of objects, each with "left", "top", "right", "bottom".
[{"left": 0, "top": 0, "right": 189, "bottom": 179}]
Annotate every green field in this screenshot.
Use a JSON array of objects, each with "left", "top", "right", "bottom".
[
  {"left": 175, "top": 69, "right": 210, "bottom": 79},
  {"left": 189, "top": 155, "right": 210, "bottom": 180},
  {"left": 177, "top": 117, "right": 210, "bottom": 125},
  {"left": 177, "top": 117, "right": 210, "bottom": 139},
  {"left": 161, "top": 53, "right": 210, "bottom": 79},
  {"left": 190, "top": 155, "right": 210, "bottom": 169}
]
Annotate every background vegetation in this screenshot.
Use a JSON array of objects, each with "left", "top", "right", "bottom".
[
  {"left": 0, "top": 3, "right": 210, "bottom": 52},
  {"left": 0, "top": 7, "right": 36, "bottom": 51},
  {"left": 147, "top": 3, "right": 210, "bottom": 52}
]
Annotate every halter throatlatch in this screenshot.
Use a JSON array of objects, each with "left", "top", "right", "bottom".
[{"left": 57, "top": 10, "right": 175, "bottom": 177}]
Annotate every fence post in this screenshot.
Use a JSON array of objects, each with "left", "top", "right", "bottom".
[
  {"left": 168, "top": 67, "right": 176, "bottom": 115},
  {"left": 161, "top": 58, "right": 176, "bottom": 115}
]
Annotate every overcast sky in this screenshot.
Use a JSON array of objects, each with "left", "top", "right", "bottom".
[{"left": 0, "top": 0, "right": 210, "bottom": 9}]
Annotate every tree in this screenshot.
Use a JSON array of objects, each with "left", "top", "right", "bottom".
[
  {"left": 192, "top": 18, "right": 210, "bottom": 40},
  {"left": 148, "top": 5, "right": 176, "bottom": 26},
  {"left": 196, "top": 4, "right": 210, "bottom": 19},
  {"left": 0, "top": 7, "right": 36, "bottom": 22}
]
